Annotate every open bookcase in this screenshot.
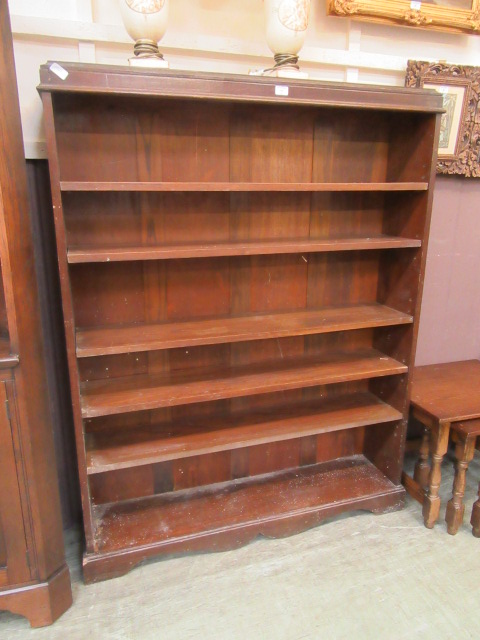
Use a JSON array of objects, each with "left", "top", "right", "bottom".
[{"left": 39, "top": 63, "right": 442, "bottom": 583}]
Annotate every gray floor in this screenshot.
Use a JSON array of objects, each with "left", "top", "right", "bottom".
[{"left": 2, "top": 452, "right": 479, "bottom": 640}]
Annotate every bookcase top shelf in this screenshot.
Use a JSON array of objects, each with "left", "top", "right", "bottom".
[
  {"left": 38, "top": 62, "right": 444, "bottom": 114},
  {"left": 60, "top": 181, "right": 429, "bottom": 192}
]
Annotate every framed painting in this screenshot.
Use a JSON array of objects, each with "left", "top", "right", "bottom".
[
  {"left": 328, "top": 0, "right": 480, "bottom": 35},
  {"left": 405, "top": 61, "right": 480, "bottom": 177}
]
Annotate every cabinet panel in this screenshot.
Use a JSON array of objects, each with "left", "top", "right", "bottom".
[
  {"left": 0, "top": 381, "right": 31, "bottom": 586},
  {"left": 0, "top": 5, "right": 72, "bottom": 624}
]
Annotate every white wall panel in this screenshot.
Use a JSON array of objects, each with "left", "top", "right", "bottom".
[{"left": 7, "top": 0, "right": 480, "bottom": 157}]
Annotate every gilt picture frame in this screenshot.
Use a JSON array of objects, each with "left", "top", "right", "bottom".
[
  {"left": 328, "top": 0, "right": 480, "bottom": 35},
  {"left": 405, "top": 60, "right": 480, "bottom": 177}
]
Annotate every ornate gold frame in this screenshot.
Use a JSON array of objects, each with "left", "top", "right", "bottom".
[
  {"left": 328, "top": 0, "right": 480, "bottom": 35},
  {"left": 406, "top": 60, "right": 480, "bottom": 177}
]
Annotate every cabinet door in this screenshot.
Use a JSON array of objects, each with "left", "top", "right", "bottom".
[{"left": 0, "top": 380, "right": 31, "bottom": 588}]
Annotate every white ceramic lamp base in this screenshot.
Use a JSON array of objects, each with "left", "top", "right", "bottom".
[
  {"left": 263, "top": 67, "right": 308, "bottom": 79},
  {"left": 119, "top": 0, "right": 169, "bottom": 69},
  {"left": 129, "top": 57, "right": 169, "bottom": 68},
  {"left": 263, "top": 0, "right": 310, "bottom": 79}
]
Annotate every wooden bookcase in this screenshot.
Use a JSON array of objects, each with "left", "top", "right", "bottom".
[
  {"left": 0, "top": 7, "right": 71, "bottom": 627},
  {"left": 39, "top": 63, "right": 442, "bottom": 584}
]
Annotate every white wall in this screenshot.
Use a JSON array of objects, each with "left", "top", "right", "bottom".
[{"left": 8, "top": 0, "right": 480, "bottom": 158}]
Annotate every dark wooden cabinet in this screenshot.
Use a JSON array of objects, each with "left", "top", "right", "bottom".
[
  {"left": 39, "top": 62, "right": 442, "bottom": 583},
  {"left": 0, "top": 5, "right": 72, "bottom": 628},
  {"left": 0, "top": 380, "right": 31, "bottom": 589}
]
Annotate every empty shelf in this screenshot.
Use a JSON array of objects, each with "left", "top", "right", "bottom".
[
  {"left": 91, "top": 455, "right": 404, "bottom": 556},
  {"left": 76, "top": 304, "right": 413, "bottom": 357},
  {"left": 60, "top": 181, "right": 429, "bottom": 192},
  {"left": 80, "top": 349, "right": 408, "bottom": 418},
  {"left": 68, "top": 236, "right": 422, "bottom": 263},
  {"left": 85, "top": 392, "right": 402, "bottom": 474}
]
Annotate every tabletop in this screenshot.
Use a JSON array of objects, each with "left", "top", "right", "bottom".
[{"left": 411, "top": 360, "right": 480, "bottom": 423}]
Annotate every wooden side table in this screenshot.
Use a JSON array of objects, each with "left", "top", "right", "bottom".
[
  {"left": 405, "top": 360, "right": 480, "bottom": 530},
  {"left": 471, "top": 446, "right": 480, "bottom": 537},
  {"left": 445, "top": 420, "right": 480, "bottom": 535}
]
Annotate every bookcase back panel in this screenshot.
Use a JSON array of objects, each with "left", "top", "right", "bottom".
[
  {"left": 52, "top": 95, "right": 432, "bottom": 185},
  {"left": 229, "top": 193, "right": 311, "bottom": 240},
  {"left": 63, "top": 191, "right": 397, "bottom": 250},
  {"left": 70, "top": 262, "right": 147, "bottom": 327},
  {"left": 306, "top": 252, "right": 380, "bottom": 307},
  {"left": 54, "top": 95, "right": 231, "bottom": 183},
  {"left": 229, "top": 106, "right": 315, "bottom": 182},
  {"left": 312, "top": 110, "right": 389, "bottom": 183},
  {"left": 310, "top": 193, "right": 384, "bottom": 238},
  {"left": 63, "top": 192, "right": 232, "bottom": 248},
  {"left": 70, "top": 252, "right": 386, "bottom": 329}
]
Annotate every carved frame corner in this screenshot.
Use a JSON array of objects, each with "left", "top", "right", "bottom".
[
  {"left": 327, "top": 0, "right": 480, "bottom": 35},
  {"left": 406, "top": 60, "right": 480, "bottom": 177}
]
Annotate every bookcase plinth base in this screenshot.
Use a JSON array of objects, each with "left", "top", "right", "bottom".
[{"left": 83, "top": 456, "right": 405, "bottom": 584}]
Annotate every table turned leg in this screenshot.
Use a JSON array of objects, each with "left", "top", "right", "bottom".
[
  {"left": 471, "top": 482, "right": 480, "bottom": 538},
  {"left": 413, "top": 428, "right": 431, "bottom": 489},
  {"left": 445, "top": 434, "right": 476, "bottom": 535},
  {"left": 422, "top": 422, "right": 450, "bottom": 529}
]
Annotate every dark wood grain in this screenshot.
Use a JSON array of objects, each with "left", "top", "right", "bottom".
[
  {"left": 85, "top": 392, "right": 402, "bottom": 473},
  {"left": 0, "top": 9, "right": 71, "bottom": 626},
  {"left": 26, "top": 160, "right": 80, "bottom": 529},
  {"left": 81, "top": 349, "right": 407, "bottom": 418},
  {"left": 68, "top": 236, "right": 422, "bottom": 263},
  {"left": 38, "top": 62, "right": 444, "bottom": 113},
  {"left": 60, "top": 181, "right": 429, "bottom": 192},
  {"left": 76, "top": 304, "right": 412, "bottom": 357},
  {"left": 0, "top": 382, "right": 30, "bottom": 585},
  {"left": 411, "top": 361, "right": 480, "bottom": 423},
  {"left": 404, "top": 361, "right": 480, "bottom": 531},
  {"left": 445, "top": 421, "right": 480, "bottom": 535},
  {"left": 42, "top": 92, "right": 98, "bottom": 552},
  {"left": 83, "top": 455, "right": 404, "bottom": 582},
  {"left": 40, "top": 62, "right": 439, "bottom": 583}
]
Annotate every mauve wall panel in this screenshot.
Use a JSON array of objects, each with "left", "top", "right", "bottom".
[{"left": 416, "top": 177, "right": 480, "bottom": 366}]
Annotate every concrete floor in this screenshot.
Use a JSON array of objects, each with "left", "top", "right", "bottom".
[{"left": 1, "top": 452, "right": 479, "bottom": 640}]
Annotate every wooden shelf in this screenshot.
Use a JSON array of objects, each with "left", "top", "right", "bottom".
[
  {"left": 90, "top": 455, "right": 404, "bottom": 556},
  {"left": 60, "top": 181, "right": 429, "bottom": 193},
  {"left": 68, "top": 236, "right": 422, "bottom": 264},
  {"left": 80, "top": 349, "right": 408, "bottom": 418},
  {"left": 76, "top": 304, "right": 413, "bottom": 358},
  {"left": 85, "top": 392, "right": 402, "bottom": 474}
]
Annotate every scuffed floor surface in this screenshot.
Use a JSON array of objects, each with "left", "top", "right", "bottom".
[{"left": 1, "top": 451, "right": 479, "bottom": 640}]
